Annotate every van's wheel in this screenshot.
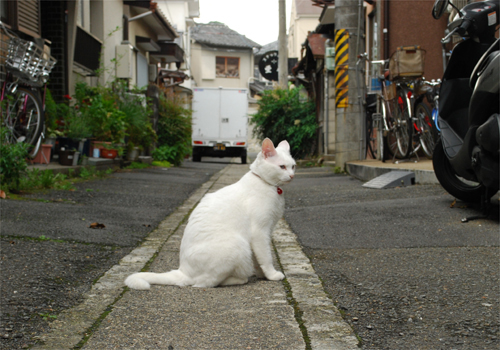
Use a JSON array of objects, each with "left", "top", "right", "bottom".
[
  {"left": 240, "top": 149, "right": 247, "bottom": 164},
  {"left": 432, "top": 139, "right": 485, "bottom": 202},
  {"left": 192, "top": 151, "right": 201, "bottom": 162}
]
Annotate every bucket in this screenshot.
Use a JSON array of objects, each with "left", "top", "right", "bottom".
[{"left": 59, "top": 149, "right": 76, "bottom": 166}]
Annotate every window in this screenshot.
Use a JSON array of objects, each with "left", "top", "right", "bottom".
[
  {"left": 216, "top": 57, "right": 239, "bottom": 78},
  {"left": 0, "top": 0, "right": 41, "bottom": 38}
]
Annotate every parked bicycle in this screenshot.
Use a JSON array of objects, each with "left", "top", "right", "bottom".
[
  {"left": 368, "top": 59, "right": 413, "bottom": 161},
  {"left": 409, "top": 78, "right": 441, "bottom": 158},
  {"left": 0, "top": 20, "right": 56, "bottom": 157}
]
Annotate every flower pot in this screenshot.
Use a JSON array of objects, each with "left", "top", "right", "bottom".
[
  {"left": 128, "top": 147, "right": 139, "bottom": 161},
  {"left": 72, "top": 152, "right": 80, "bottom": 166},
  {"left": 90, "top": 141, "right": 111, "bottom": 157},
  {"left": 31, "top": 144, "right": 52, "bottom": 164},
  {"left": 44, "top": 137, "right": 56, "bottom": 160},
  {"left": 101, "top": 148, "right": 118, "bottom": 159},
  {"left": 59, "top": 149, "right": 76, "bottom": 166},
  {"left": 78, "top": 139, "right": 90, "bottom": 157}
]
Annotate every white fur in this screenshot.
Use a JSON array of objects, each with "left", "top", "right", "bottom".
[{"left": 125, "top": 138, "right": 296, "bottom": 289}]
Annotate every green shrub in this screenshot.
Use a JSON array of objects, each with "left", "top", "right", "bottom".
[
  {"left": 152, "top": 160, "right": 171, "bottom": 168},
  {"left": 250, "top": 88, "right": 317, "bottom": 159},
  {"left": 156, "top": 91, "right": 192, "bottom": 166},
  {"left": 126, "top": 162, "right": 150, "bottom": 170},
  {"left": 0, "top": 127, "right": 29, "bottom": 190}
]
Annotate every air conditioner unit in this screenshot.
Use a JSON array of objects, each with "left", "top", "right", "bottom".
[{"left": 116, "top": 44, "right": 133, "bottom": 79}]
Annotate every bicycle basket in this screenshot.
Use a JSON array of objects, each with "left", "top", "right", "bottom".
[
  {"left": 389, "top": 46, "right": 425, "bottom": 81},
  {"left": 5, "top": 37, "right": 57, "bottom": 87}
]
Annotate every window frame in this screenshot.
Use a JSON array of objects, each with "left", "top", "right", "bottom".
[{"left": 215, "top": 56, "right": 240, "bottom": 78}]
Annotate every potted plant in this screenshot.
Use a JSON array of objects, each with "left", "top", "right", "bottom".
[
  {"left": 74, "top": 82, "right": 127, "bottom": 153},
  {"left": 100, "top": 142, "right": 121, "bottom": 159},
  {"left": 117, "top": 85, "right": 156, "bottom": 158},
  {"left": 59, "top": 147, "right": 77, "bottom": 166}
]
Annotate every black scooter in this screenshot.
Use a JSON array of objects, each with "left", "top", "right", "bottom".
[{"left": 431, "top": 0, "right": 499, "bottom": 217}]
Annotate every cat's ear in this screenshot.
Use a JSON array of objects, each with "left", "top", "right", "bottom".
[
  {"left": 262, "top": 138, "right": 277, "bottom": 158},
  {"left": 277, "top": 140, "right": 290, "bottom": 151}
]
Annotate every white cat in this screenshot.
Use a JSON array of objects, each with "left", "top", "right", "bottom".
[{"left": 125, "top": 138, "right": 296, "bottom": 289}]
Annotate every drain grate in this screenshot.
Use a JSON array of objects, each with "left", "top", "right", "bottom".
[{"left": 363, "top": 171, "right": 415, "bottom": 189}]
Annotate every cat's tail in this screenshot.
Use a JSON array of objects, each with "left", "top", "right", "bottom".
[{"left": 124, "top": 270, "right": 192, "bottom": 290}]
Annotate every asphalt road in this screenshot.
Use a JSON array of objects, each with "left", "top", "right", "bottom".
[
  {"left": 284, "top": 166, "right": 499, "bottom": 350},
  {"left": 1, "top": 159, "right": 498, "bottom": 350}
]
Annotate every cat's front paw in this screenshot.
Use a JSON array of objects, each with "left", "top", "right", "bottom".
[{"left": 266, "top": 270, "right": 285, "bottom": 281}]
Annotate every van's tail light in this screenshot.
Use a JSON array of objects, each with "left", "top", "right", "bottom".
[
  {"left": 193, "top": 141, "right": 203, "bottom": 145},
  {"left": 235, "top": 142, "right": 246, "bottom": 146}
]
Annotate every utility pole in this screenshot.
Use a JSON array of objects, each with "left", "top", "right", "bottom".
[
  {"left": 333, "top": 0, "right": 365, "bottom": 168},
  {"left": 278, "top": 0, "right": 288, "bottom": 89}
]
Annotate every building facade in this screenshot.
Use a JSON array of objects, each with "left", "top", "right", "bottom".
[{"left": 189, "top": 21, "right": 259, "bottom": 89}]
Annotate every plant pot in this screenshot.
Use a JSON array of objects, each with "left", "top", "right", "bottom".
[
  {"left": 128, "top": 147, "right": 139, "bottom": 161},
  {"left": 101, "top": 148, "right": 118, "bottom": 159},
  {"left": 44, "top": 137, "right": 56, "bottom": 159},
  {"left": 78, "top": 139, "right": 90, "bottom": 157},
  {"left": 90, "top": 141, "right": 111, "bottom": 157},
  {"left": 72, "top": 152, "right": 80, "bottom": 166},
  {"left": 31, "top": 144, "right": 52, "bottom": 164},
  {"left": 59, "top": 150, "right": 76, "bottom": 166}
]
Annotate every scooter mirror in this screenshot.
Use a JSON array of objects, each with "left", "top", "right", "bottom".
[{"left": 432, "top": 0, "right": 448, "bottom": 19}]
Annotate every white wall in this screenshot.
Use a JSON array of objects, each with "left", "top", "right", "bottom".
[
  {"left": 101, "top": 0, "right": 125, "bottom": 85},
  {"left": 191, "top": 43, "right": 254, "bottom": 89}
]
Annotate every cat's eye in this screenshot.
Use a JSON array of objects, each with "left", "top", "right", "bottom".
[
  {"left": 292, "top": 165, "right": 295, "bottom": 170},
  {"left": 280, "top": 165, "right": 286, "bottom": 169}
]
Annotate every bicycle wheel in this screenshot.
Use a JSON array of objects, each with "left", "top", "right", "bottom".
[
  {"left": 377, "top": 97, "right": 386, "bottom": 161},
  {"left": 394, "top": 87, "right": 412, "bottom": 158},
  {"left": 414, "top": 102, "right": 436, "bottom": 158},
  {"left": 1, "top": 87, "right": 44, "bottom": 150},
  {"left": 366, "top": 111, "right": 378, "bottom": 159},
  {"left": 385, "top": 98, "right": 400, "bottom": 159}
]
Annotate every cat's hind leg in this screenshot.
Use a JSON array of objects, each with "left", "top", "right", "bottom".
[{"left": 252, "top": 253, "right": 266, "bottom": 279}]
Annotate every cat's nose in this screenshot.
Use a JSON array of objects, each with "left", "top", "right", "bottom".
[{"left": 289, "top": 174, "right": 294, "bottom": 179}]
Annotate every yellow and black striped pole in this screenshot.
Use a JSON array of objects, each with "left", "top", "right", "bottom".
[{"left": 334, "top": 29, "right": 349, "bottom": 108}]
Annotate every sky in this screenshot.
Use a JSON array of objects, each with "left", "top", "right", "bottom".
[{"left": 196, "top": 0, "right": 293, "bottom": 47}]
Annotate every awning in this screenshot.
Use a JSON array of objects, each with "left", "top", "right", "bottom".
[
  {"left": 136, "top": 36, "right": 161, "bottom": 52},
  {"left": 124, "top": 1, "right": 178, "bottom": 40},
  {"left": 158, "top": 69, "right": 189, "bottom": 84},
  {"left": 308, "top": 33, "right": 330, "bottom": 58},
  {"left": 150, "top": 42, "right": 184, "bottom": 63}
]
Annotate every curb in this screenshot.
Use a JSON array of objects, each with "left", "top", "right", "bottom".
[{"left": 273, "top": 220, "right": 359, "bottom": 349}]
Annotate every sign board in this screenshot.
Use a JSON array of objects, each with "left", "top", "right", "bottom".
[{"left": 258, "top": 50, "right": 279, "bottom": 81}]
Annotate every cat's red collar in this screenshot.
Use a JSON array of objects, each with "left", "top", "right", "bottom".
[{"left": 252, "top": 172, "right": 283, "bottom": 195}]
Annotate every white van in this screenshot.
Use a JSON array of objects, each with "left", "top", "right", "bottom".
[{"left": 191, "top": 87, "right": 248, "bottom": 164}]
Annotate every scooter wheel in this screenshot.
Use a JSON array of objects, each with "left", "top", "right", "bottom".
[{"left": 432, "top": 139, "right": 484, "bottom": 202}]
